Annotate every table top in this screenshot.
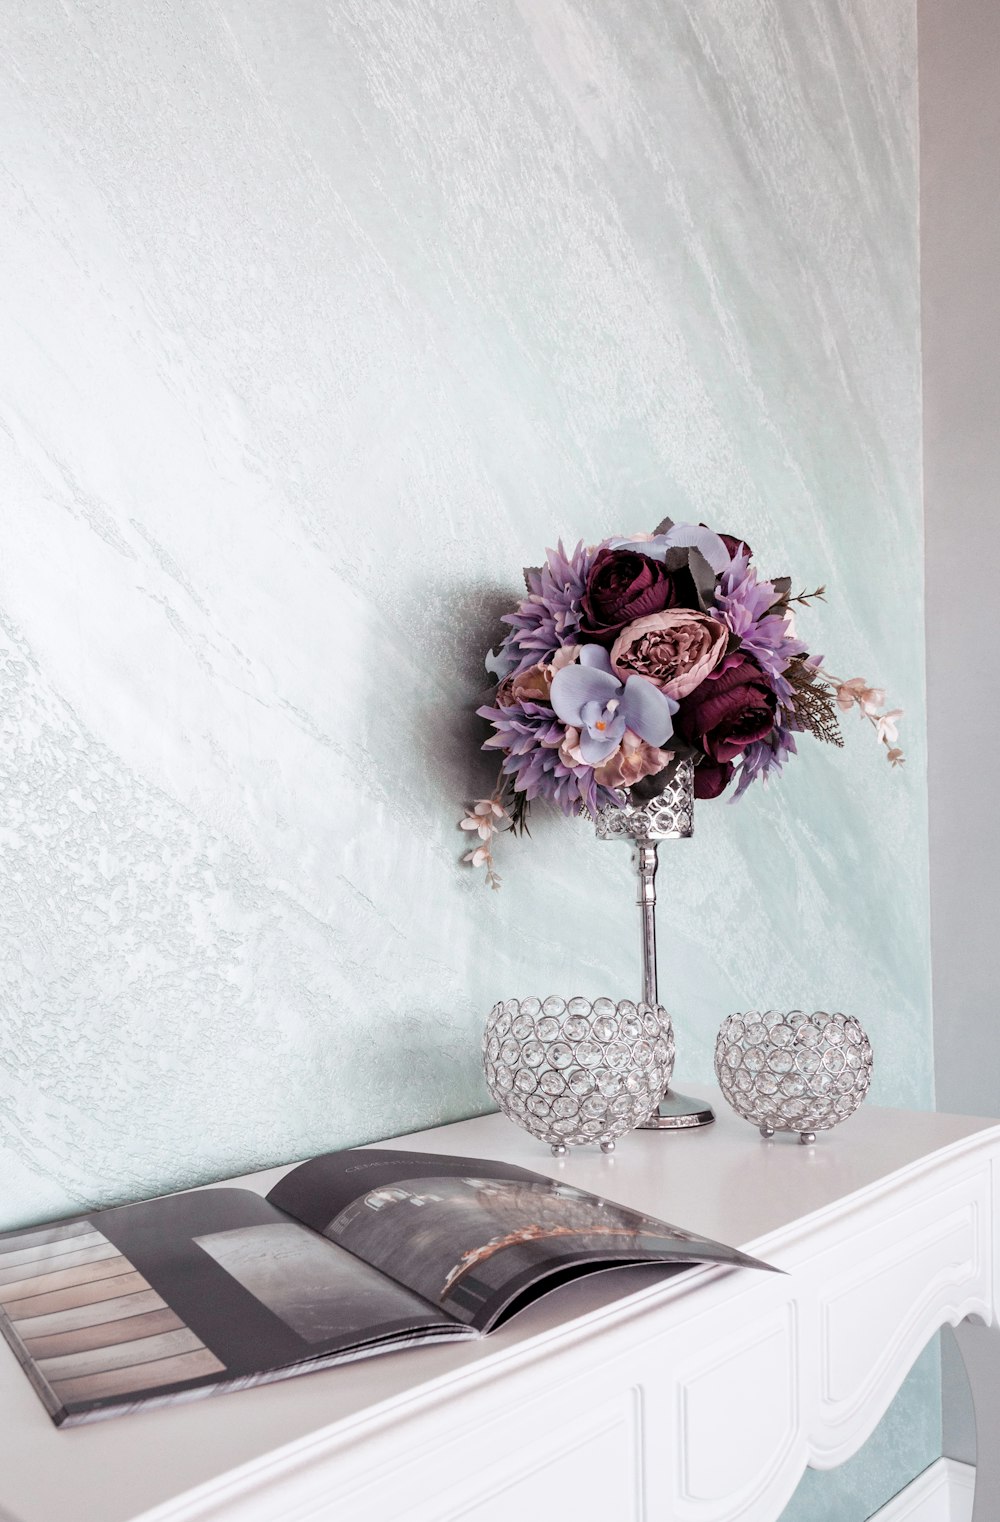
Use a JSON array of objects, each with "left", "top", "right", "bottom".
[{"left": 1, "top": 1090, "right": 998, "bottom": 1522}]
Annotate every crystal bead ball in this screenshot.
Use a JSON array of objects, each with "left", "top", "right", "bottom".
[
  {"left": 715, "top": 1009, "right": 874, "bottom": 1142},
  {"left": 483, "top": 996, "right": 675, "bottom": 1154}
]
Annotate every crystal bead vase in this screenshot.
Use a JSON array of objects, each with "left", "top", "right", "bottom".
[
  {"left": 483, "top": 996, "right": 675, "bottom": 1155},
  {"left": 714, "top": 1009, "right": 874, "bottom": 1143},
  {"left": 594, "top": 758, "right": 713, "bottom": 1131},
  {"left": 593, "top": 768, "right": 695, "bottom": 844}
]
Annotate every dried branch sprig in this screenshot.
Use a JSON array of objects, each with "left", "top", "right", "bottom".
[
  {"left": 508, "top": 785, "right": 532, "bottom": 838},
  {"left": 787, "top": 584, "right": 827, "bottom": 609},
  {"left": 786, "top": 660, "right": 844, "bottom": 747}
]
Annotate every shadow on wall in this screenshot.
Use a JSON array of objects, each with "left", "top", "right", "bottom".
[{"left": 408, "top": 578, "right": 516, "bottom": 812}]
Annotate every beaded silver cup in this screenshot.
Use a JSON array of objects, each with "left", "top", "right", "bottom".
[
  {"left": 714, "top": 1009, "right": 873, "bottom": 1143},
  {"left": 484, "top": 995, "right": 675, "bottom": 1155}
]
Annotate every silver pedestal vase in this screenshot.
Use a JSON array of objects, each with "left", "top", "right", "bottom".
[{"left": 595, "top": 757, "right": 715, "bottom": 1130}]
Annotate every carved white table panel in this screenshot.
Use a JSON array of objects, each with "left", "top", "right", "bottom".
[{"left": 1, "top": 1091, "right": 998, "bottom": 1522}]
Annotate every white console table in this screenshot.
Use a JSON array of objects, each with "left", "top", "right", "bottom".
[{"left": 1, "top": 1089, "right": 999, "bottom": 1522}]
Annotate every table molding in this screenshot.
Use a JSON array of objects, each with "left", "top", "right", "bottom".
[
  {"left": 2, "top": 1095, "right": 999, "bottom": 1522},
  {"left": 870, "top": 1459, "right": 975, "bottom": 1522}
]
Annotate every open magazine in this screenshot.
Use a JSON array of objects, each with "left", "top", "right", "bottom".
[{"left": 0, "top": 1147, "right": 774, "bottom": 1426}]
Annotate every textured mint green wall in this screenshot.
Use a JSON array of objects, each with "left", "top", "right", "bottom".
[
  {"left": 0, "top": 2, "right": 929, "bottom": 1515},
  {"left": 780, "top": 1346, "right": 940, "bottom": 1522}
]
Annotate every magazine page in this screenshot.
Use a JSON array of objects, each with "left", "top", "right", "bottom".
[
  {"left": 0, "top": 1186, "right": 464, "bottom": 1426},
  {"left": 267, "top": 1149, "right": 774, "bottom": 1333}
]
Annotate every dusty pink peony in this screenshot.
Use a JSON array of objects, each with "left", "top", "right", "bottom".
[
  {"left": 495, "top": 662, "right": 551, "bottom": 708},
  {"left": 594, "top": 732, "right": 675, "bottom": 789},
  {"left": 558, "top": 726, "right": 673, "bottom": 789},
  {"left": 610, "top": 609, "right": 728, "bottom": 700},
  {"left": 558, "top": 726, "right": 587, "bottom": 770},
  {"left": 495, "top": 648, "right": 579, "bottom": 709}
]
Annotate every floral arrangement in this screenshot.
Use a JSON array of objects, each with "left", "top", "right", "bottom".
[{"left": 461, "top": 520, "right": 902, "bottom": 887}]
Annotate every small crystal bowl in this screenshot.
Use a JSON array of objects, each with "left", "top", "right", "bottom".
[
  {"left": 714, "top": 1009, "right": 873, "bottom": 1144},
  {"left": 483, "top": 996, "right": 675, "bottom": 1155}
]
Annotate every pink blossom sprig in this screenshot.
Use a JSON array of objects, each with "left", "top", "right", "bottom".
[
  {"left": 459, "top": 797, "right": 509, "bottom": 890},
  {"left": 825, "top": 675, "right": 904, "bottom": 767}
]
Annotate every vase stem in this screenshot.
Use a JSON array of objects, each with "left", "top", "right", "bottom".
[{"left": 635, "top": 839, "right": 659, "bottom": 1007}]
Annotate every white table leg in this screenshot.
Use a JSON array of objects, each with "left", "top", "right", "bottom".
[{"left": 954, "top": 1320, "right": 1000, "bottom": 1521}]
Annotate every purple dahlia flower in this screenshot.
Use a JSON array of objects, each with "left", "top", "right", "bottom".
[
  {"left": 477, "top": 696, "right": 621, "bottom": 817},
  {"left": 500, "top": 540, "right": 599, "bottom": 675},
  {"left": 712, "top": 553, "right": 806, "bottom": 710},
  {"left": 733, "top": 723, "right": 798, "bottom": 798}
]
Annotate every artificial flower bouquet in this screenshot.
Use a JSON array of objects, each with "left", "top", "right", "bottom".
[{"left": 461, "top": 520, "right": 901, "bottom": 886}]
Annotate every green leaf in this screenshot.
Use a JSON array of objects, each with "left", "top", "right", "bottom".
[{"left": 663, "top": 544, "right": 717, "bottom": 610}]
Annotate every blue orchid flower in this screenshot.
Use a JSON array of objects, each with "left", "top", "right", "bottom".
[
  {"left": 609, "top": 521, "right": 730, "bottom": 574},
  {"left": 549, "top": 646, "right": 678, "bottom": 765}
]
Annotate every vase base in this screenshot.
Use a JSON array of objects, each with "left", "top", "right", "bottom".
[{"left": 638, "top": 1088, "right": 716, "bottom": 1130}]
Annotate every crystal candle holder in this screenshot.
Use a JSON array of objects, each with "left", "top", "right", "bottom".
[
  {"left": 714, "top": 1009, "right": 873, "bottom": 1143},
  {"left": 483, "top": 996, "right": 675, "bottom": 1155}
]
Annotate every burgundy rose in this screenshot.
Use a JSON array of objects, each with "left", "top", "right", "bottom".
[
  {"left": 675, "top": 651, "right": 777, "bottom": 763},
  {"left": 579, "top": 548, "right": 677, "bottom": 646},
  {"left": 693, "top": 757, "right": 734, "bottom": 799}
]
